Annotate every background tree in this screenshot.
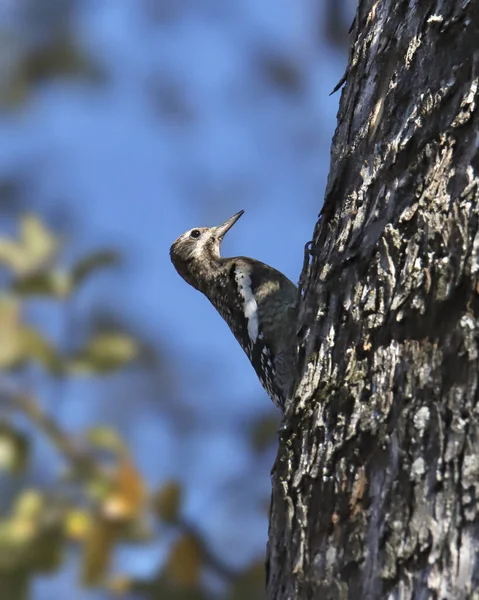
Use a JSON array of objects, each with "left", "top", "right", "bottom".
[{"left": 268, "top": 2, "right": 479, "bottom": 599}]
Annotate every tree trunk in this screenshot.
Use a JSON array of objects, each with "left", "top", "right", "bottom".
[{"left": 267, "top": 2, "right": 479, "bottom": 599}]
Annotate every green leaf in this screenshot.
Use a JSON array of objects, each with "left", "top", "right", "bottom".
[
  {"left": 0, "top": 295, "right": 63, "bottom": 373},
  {"left": 0, "top": 423, "right": 30, "bottom": 474},
  {"left": 0, "top": 514, "right": 63, "bottom": 576},
  {"left": 72, "top": 250, "right": 120, "bottom": 288},
  {"left": 86, "top": 475, "right": 114, "bottom": 504},
  {"left": 69, "top": 332, "right": 139, "bottom": 375},
  {"left": 9, "top": 490, "right": 63, "bottom": 573},
  {"left": 20, "top": 327, "right": 63, "bottom": 374},
  {"left": 0, "top": 491, "right": 65, "bottom": 575},
  {"left": 27, "top": 521, "right": 64, "bottom": 573},
  {"left": 0, "top": 519, "right": 37, "bottom": 571},
  {"left": 13, "top": 490, "right": 44, "bottom": 520},
  {"left": 86, "top": 426, "right": 126, "bottom": 456},
  {"left": 13, "top": 251, "right": 119, "bottom": 298},
  {"left": 13, "top": 269, "right": 72, "bottom": 299},
  {"left": 121, "top": 515, "right": 153, "bottom": 542},
  {"left": 153, "top": 481, "right": 183, "bottom": 524}
]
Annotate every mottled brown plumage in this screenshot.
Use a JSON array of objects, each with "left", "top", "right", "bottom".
[{"left": 170, "top": 210, "right": 297, "bottom": 410}]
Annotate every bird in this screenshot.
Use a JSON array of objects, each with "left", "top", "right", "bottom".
[{"left": 169, "top": 210, "right": 297, "bottom": 411}]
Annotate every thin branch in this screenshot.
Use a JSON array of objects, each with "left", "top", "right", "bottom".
[
  {"left": 1, "top": 386, "right": 99, "bottom": 479},
  {"left": 180, "top": 518, "right": 240, "bottom": 581}
]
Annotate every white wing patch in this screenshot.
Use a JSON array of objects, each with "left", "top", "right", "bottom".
[{"left": 235, "top": 265, "right": 259, "bottom": 343}]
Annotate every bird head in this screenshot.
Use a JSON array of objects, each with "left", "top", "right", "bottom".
[{"left": 170, "top": 210, "right": 244, "bottom": 290}]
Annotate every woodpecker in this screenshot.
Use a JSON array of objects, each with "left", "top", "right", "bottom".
[{"left": 170, "top": 210, "right": 297, "bottom": 411}]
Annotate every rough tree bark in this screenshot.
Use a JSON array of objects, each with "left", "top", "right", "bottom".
[{"left": 267, "top": 2, "right": 479, "bottom": 599}]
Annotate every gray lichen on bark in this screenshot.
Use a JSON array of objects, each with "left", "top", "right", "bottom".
[{"left": 267, "top": 2, "right": 479, "bottom": 599}]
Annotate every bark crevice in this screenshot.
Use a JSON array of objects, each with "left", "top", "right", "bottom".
[{"left": 268, "top": 2, "right": 479, "bottom": 599}]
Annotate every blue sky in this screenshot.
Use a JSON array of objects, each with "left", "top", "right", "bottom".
[{"left": 0, "top": 1, "right": 348, "bottom": 596}]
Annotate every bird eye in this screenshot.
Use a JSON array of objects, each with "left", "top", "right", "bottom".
[{"left": 190, "top": 229, "right": 201, "bottom": 239}]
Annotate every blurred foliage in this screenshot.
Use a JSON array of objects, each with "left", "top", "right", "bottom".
[
  {"left": 153, "top": 481, "right": 183, "bottom": 525},
  {"left": 250, "top": 415, "right": 281, "bottom": 454},
  {"left": 0, "top": 212, "right": 145, "bottom": 597},
  {"left": 0, "top": 422, "right": 29, "bottom": 473},
  {"left": 165, "top": 535, "right": 203, "bottom": 588},
  {"left": 0, "top": 27, "right": 104, "bottom": 109},
  {"left": 0, "top": 211, "right": 269, "bottom": 600},
  {"left": 0, "top": 213, "right": 58, "bottom": 276}
]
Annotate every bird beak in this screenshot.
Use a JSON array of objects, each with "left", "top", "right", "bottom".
[{"left": 214, "top": 210, "right": 244, "bottom": 240}]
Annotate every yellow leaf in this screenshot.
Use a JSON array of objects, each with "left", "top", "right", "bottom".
[
  {"left": 64, "top": 510, "right": 92, "bottom": 541},
  {"left": 88, "top": 333, "right": 139, "bottom": 363},
  {"left": 69, "top": 332, "right": 139, "bottom": 374},
  {"left": 102, "top": 459, "right": 145, "bottom": 522},
  {"left": 81, "top": 516, "right": 121, "bottom": 586},
  {"left": 0, "top": 436, "right": 17, "bottom": 472},
  {"left": 0, "top": 493, "right": 63, "bottom": 574},
  {"left": 153, "top": 481, "right": 183, "bottom": 524},
  {"left": 165, "top": 534, "right": 202, "bottom": 588},
  {"left": 0, "top": 298, "right": 63, "bottom": 373},
  {"left": 0, "top": 295, "right": 23, "bottom": 368},
  {"left": 0, "top": 214, "right": 59, "bottom": 276},
  {"left": 20, "top": 213, "right": 59, "bottom": 271},
  {"left": 0, "top": 238, "right": 25, "bottom": 273},
  {"left": 8, "top": 516, "right": 37, "bottom": 542},
  {"left": 87, "top": 426, "right": 126, "bottom": 455}
]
